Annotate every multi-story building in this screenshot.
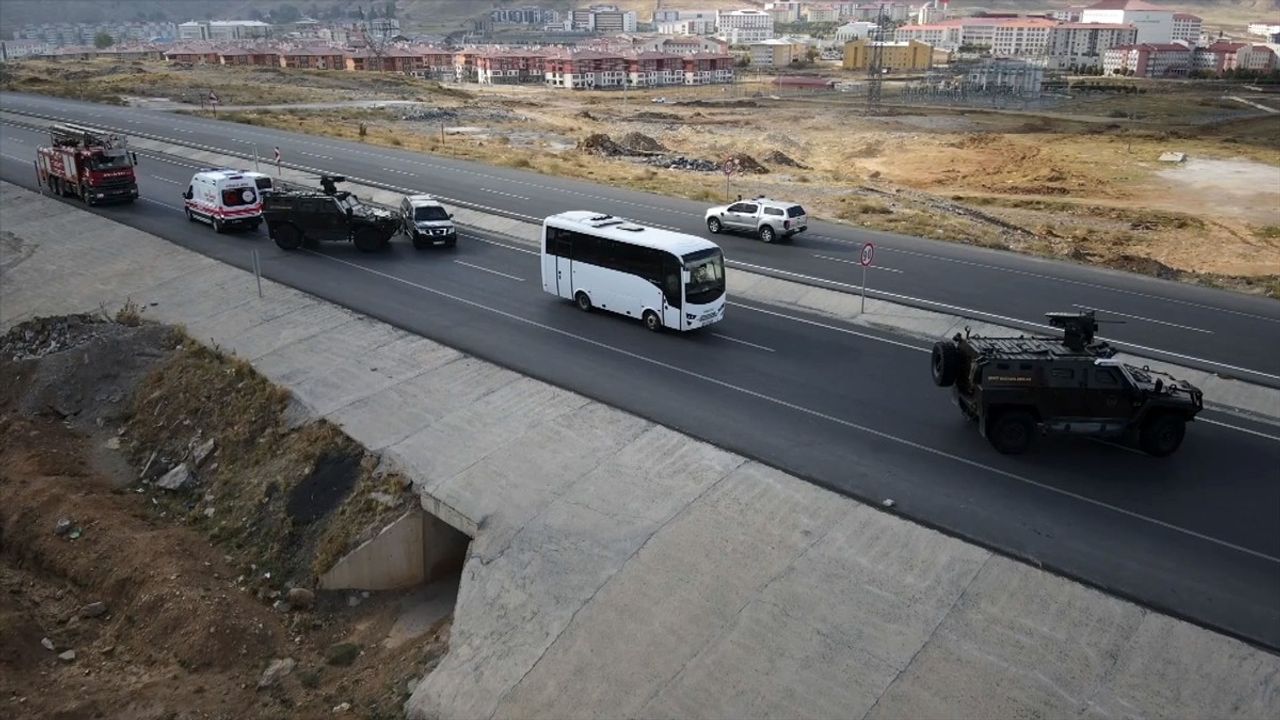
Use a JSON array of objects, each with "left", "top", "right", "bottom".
[
  {"left": 624, "top": 51, "right": 685, "bottom": 86},
  {"left": 637, "top": 35, "right": 730, "bottom": 55},
  {"left": 835, "top": 21, "right": 878, "bottom": 44},
  {"left": 804, "top": 5, "right": 841, "bottom": 23},
  {"left": 1103, "top": 42, "right": 1190, "bottom": 76},
  {"left": 490, "top": 6, "right": 559, "bottom": 25},
  {"left": 279, "top": 46, "right": 347, "bottom": 70},
  {"left": 544, "top": 49, "right": 628, "bottom": 88},
  {"left": 657, "top": 11, "right": 718, "bottom": 36},
  {"left": 681, "top": 52, "right": 735, "bottom": 84},
  {"left": 749, "top": 38, "right": 804, "bottom": 68},
  {"left": 475, "top": 50, "right": 548, "bottom": 84},
  {"left": 895, "top": 22, "right": 965, "bottom": 50},
  {"left": 413, "top": 48, "right": 457, "bottom": 80},
  {"left": 917, "top": 0, "right": 947, "bottom": 25},
  {"left": 1247, "top": 22, "right": 1280, "bottom": 38},
  {"left": 843, "top": 38, "right": 933, "bottom": 71},
  {"left": 717, "top": 9, "right": 775, "bottom": 44},
  {"left": 1052, "top": 6, "right": 1088, "bottom": 22},
  {"left": 569, "top": 5, "right": 637, "bottom": 33},
  {"left": 1194, "top": 41, "right": 1277, "bottom": 74},
  {"left": 12, "top": 21, "right": 177, "bottom": 46},
  {"left": 1046, "top": 22, "right": 1138, "bottom": 69},
  {"left": 1171, "top": 13, "right": 1203, "bottom": 45},
  {"left": 0, "top": 39, "right": 49, "bottom": 60},
  {"left": 990, "top": 18, "right": 1056, "bottom": 57},
  {"left": 1080, "top": 0, "right": 1174, "bottom": 44},
  {"left": 164, "top": 44, "right": 222, "bottom": 64},
  {"left": 218, "top": 47, "right": 283, "bottom": 67},
  {"left": 763, "top": 2, "right": 802, "bottom": 24}
]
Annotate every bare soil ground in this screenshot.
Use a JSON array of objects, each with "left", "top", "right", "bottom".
[{"left": 0, "top": 312, "right": 451, "bottom": 719}]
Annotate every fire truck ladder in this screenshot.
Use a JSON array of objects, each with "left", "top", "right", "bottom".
[{"left": 49, "top": 123, "right": 127, "bottom": 150}]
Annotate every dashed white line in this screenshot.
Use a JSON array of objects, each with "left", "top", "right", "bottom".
[
  {"left": 141, "top": 197, "right": 182, "bottom": 211},
  {"left": 454, "top": 260, "right": 525, "bottom": 281},
  {"left": 1072, "top": 304, "right": 1213, "bottom": 334},
  {"left": 151, "top": 175, "right": 180, "bottom": 184},
  {"left": 478, "top": 188, "right": 530, "bottom": 201},
  {"left": 1199, "top": 418, "right": 1280, "bottom": 442},
  {"left": 813, "top": 253, "right": 904, "bottom": 273},
  {"left": 299, "top": 151, "right": 332, "bottom": 160},
  {"left": 307, "top": 250, "right": 1280, "bottom": 566},
  {"left": 712, "top": 333, "right": 775, "bottom": 352}
]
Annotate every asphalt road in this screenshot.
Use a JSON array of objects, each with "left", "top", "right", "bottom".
[
  {"left": 3, "top": 92, "right": 1279, "bottom": 388},
  {"left": 2, "top": 126, "right": 1278, "bottom": 650}
]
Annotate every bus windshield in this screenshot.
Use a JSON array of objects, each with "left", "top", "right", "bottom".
[{"left": 684, "top": 248, "right": 725, "bottom": 305}]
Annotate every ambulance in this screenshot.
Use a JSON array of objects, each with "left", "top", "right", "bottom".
[{"left": 182, "top": 169, "right": 264, "bottom": 233}]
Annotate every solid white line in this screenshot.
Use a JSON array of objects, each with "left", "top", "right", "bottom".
[
  {"left": 0, "top": 152, "right": 24, "bottom": 161},
  {"left": 462, "top": 233, "right": 538, "bottom": 255},
  {"left": 1072, "top": 304, "right": 1213, "bottom": 334},
  {"left": 141, "top": 197, "right": 182, "bottom": 211},
  {"left": 305, "top": 251, "right": 1280, "bottom": 566},
  {"left": 727, "top": 259, "right": 1280, "bottom": 383},
  {"left": 454, "top": 260, "right": 525, "bottom": 281},
  {"left": 729, "top": 301, "right": 929, "bottom": 353},
  {"left": 1226, "top": 96, "right": 1279, "bottom": 114},
  {"left": 712, "top": 333, "right": 775, "bottom": 352},
  {"left": 813, "top": 253, "right": 904, "bottom": 273},
  {"left": 1199, "top": 418, "right": 1280, "bottom": 442}
]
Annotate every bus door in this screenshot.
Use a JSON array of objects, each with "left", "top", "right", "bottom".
[
  {"left": 661, "top": 253, "right": 683, "bottom": 328},
  {"left": 554, "top": 233, "right": 573, "bottom": 299}
]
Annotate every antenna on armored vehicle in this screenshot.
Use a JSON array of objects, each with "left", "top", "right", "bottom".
[{"left": 319, "top": 175, "right": 346, "bottom": 196}]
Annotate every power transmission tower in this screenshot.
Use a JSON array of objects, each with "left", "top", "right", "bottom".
[{"left": 866, "top": 3, "right": 887, "bottom": 115}]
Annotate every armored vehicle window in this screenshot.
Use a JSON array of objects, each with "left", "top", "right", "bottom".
[{"left": 1094, "top": 367, "right": 1121, "bottom": 386}]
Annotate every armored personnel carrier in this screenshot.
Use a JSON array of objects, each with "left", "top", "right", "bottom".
[
  {"left": 931, "top": 312, "right": 1203, "bottom": 456},
  {"left": 262, "top": 176, "right": 398, "bottom": 252}
]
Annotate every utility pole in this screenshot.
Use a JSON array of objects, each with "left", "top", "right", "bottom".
[{"left": 866, "top": 3, "right": 886, "bottom": 115}]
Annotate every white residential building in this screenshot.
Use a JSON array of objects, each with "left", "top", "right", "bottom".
[
  {"left": 569, "top": 6, "right": 637, "bottom": 33},
  {"left": 749, "top": 38, "right": 803, "bottom": 67},
  {"left": 763, "top": 2, "right": 802, "bottom": 23},
  {"left": 1047, "top": 22, "right": 1138, "bottom": 69},
  {"left": 657, "top": 10, "right": 718, "bottom": 35},
  {"left": 834, "top": 21, "right": 878, "bottom": 44},
  {"left": 804, "top": 5, "right": 841, "bottom": 23},
  {"left": 1171, "top": 13, "right": 1202, "bottom": 45},
  {"left": 1247, "top": 22, "right": 1280, "bottom": 38},
  {"left": 717, "top": 9, "right": 774, "bottom": 44},
  {"left": 1103, "top": 42, "right": 1191, "bottom": 76},
  {"left": 990, "top": 19, "right": 1056, "bottom": 57},
  {"left": 1080, "top": 0, "right": 1174, "bottom": 44},
  {"left": 917, "top": 1, "right": 947, "bottom": 25}
]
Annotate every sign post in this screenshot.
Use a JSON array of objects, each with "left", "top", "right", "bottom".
[
  {"left": 273, "top": 146, "right": 282, "bottom": 177},
  {"left": 253, "top": 143, "right": 260, "bottom": 172},
  {"left": 859, "top": 242, "right": 875, "bottom": 314},
  {"left": 208, "top": 90, "right": 219, "bottom": 117},
  {"left": 721, "top": 157, "right": 738, "bottom": 201}
]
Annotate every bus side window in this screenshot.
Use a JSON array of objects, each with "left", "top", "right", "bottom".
[
  {"left": 572, "top": 232, "right": 599, "bottom": 265},
  {"left": 662, "top": 254, "right": 682, "bottom": 308},
  {"left": 545, "top": 226, "right": 559, "bottom": 254}
]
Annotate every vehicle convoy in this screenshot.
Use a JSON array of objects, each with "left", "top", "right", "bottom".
[
  {"left": 705, "top": 197, "right": 807, "bottom": 244},
  {"left": 262, "top": 176, "right": 398, "bottom": 252},
  {"left": 542, "top": 211, "right": 726, "bottom": 332},
  {"left": 930, "top": 312, "right": 1204, "bottom": 456},
  {"left": 182, "top": 169, "right": 263, "bottom": 233},
  {"left": 35, "top": 123, "right": 139, "bottom": 205},
  {"left": 399, "top": 194, "right": 457, "bottom": 249}
]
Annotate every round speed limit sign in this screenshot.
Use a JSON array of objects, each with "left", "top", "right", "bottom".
[{"left": 860, "top": 242, "right": 875, "bottom": 267}]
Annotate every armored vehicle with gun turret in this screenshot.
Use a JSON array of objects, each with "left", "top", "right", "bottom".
[
  {"left": 262, "top": 175, "right": 398, "bottom": 252},
  {"left": 931, "top": 311, "right": 1203, "bottom": 456}
]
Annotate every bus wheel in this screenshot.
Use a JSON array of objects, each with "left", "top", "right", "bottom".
[
  {"left": 643, "top": 310, "right": 662, "bottom": 332},
  {"left": 575, "top": 291, "right": 592, "bottom": 312}
]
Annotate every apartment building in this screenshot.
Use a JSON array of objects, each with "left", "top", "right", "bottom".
[
  {"left": 1171, "top": 13, "right": 1203, "bottom": 45},
  {"left": 475, "top": 50, "right": 548, "bottom": 84},
  {"left": 835, "top": 21, "right": 878, "bottom": 43},
  {"left": 1103, "top": 42, "right": 1191, "bottom": 76},
  {"left": 804, "top": 5, "right": 841, "bottom": 23},
  {"left": 749, "top": 38, "right": 805, "bottom": 68},
  {"left": 1194, "top": 41, "right": 1277, "bottom": 74},
  {"left": 636, "top": 35, "right": 730, "bottom": 55},
  {"left": 843, "top": 39, "right": 933, "bottom": 71},
  {"left": 164, "top": 44, "right": 222, "bottom": 64},
  {"left": 569, "top": 6, "right": 637, "bottom": 33},
  {"left": 1046, "top": 22, "right": 1138, "bottom": 69},
  {"left": 682, "top": 52, "right": 736, "bottom": 84},
  {"left": 544, "top": 49, "right": 628, "bottom": 88},
  {"left": 657, "top": 14, "right": 718, "bottom": 36},
  {"left": 279, "top": 46, "right": 347, "bottom": 70},
  {"left": 717, "top": 9, "right": 775, "bottom": 44},
  {"left": 763, "top": 2, "right": 802, "bottom": 23},
  {"left": 217, "top": 47, "right": 282, "bottom": 67},
  {"left": 624, "top": 51, "right": 685, "bottom": 87},
  {"left": 489, "top": 6, "right": 560, "bottom": 25},
  {"left": 178, "top": 20, "right": 271, "bottom": 42},
  {"left": 1080, "top": 0, "right": 1174, "bottom": 44},
  {"left": 990, "top": 18, "right": 1056, "bottom": 57}
]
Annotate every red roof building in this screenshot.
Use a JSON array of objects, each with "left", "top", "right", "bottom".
[
  {"left": 544, "top": 49, "right": 628, "bottom": 90},
  {"left": 476, "top": 50, "right": 548, "bottom": 84},
  {"left": 625, "top": 51, "right": 685, "bottom": 87},
  {"left": 279, "top": 46, "right": 347, "bottom": 70}
]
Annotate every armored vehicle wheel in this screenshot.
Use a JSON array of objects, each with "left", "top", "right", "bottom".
[
  {"left": 643, "top": 310, "right": 662, "bottom": 332},
  {"left": 353, "top": 226, "right": 385, "bottom": 253},
  {"left": 759, "top": 225, "right": 776, "bottom": 243},
  {"left": 273, "top": 224, "right": 303, "bottom": 251},
  {"left": 707, "top": 217, "right": 722, "bottom": 234},
  {"left": 575, "top": 291, "right": 592, "bottom": 312},
  {"left": 1138, "top": 414, "right": 1185, "bottom": 457},
  {"left": 931, "top": 340, "right": 961, "bottom": 387},
  {"left": 988, "top": 411, "right": 1035, "bottom": 455}
]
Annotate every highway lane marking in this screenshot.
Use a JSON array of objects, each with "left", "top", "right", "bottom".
[
  {"left": 881, "top": 244, "right": 1280, "bottom": 326},
  {"left": 0, "top": 152, "right": 25, "bottom": 161},
  {"left": 728, "top": 258, "right": 1280, "bottom": 384},
  {"left": 141, "top": 197, "right": 182, "bottom": 211},
  {"left": 299, "top": 151, "right": 332, "bottom": 160},
  {"left": 478, "top": 188, "right": 530, "bottom": 201},
  {"left": 712, "top": 333, "right": 775, "bottom": 352},
  {"left": 1199, "top": 418, "right": 1280, "bottom": 442},
  {"left": 304, "top": 250, "right": 1280, "bottom": 567},
  {"left": 462, "top": 233, "right": 538, "bottom": 255},
  {"left": 454, "top": 260, "right": 525, "bottom": 281},
  {"left": 729, "top": 301, "right": 929, "bottom": 354},
  {"left": 1072, "top": 304, "right": 1213, "bottom": 334},
  {"left": 813, "top": 253, "right": 904, "bottom": 273},
  {"left": 5, "top": 136, "right": 24, "bottom": 143},
  {"left": 150, "top": 175, "right": 180, "bottom": 184}
]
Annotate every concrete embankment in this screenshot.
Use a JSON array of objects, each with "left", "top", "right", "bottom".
[
  {"left": 4, "top": 180, "right": 1278, "bottom": 719},
  {"left": 8, "top": 109, "right": 1265, "bottom": 423}
]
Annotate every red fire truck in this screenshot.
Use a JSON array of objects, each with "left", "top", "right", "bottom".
[{"left": 36, "top": 124, "right": 139, "bottom": 205}]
